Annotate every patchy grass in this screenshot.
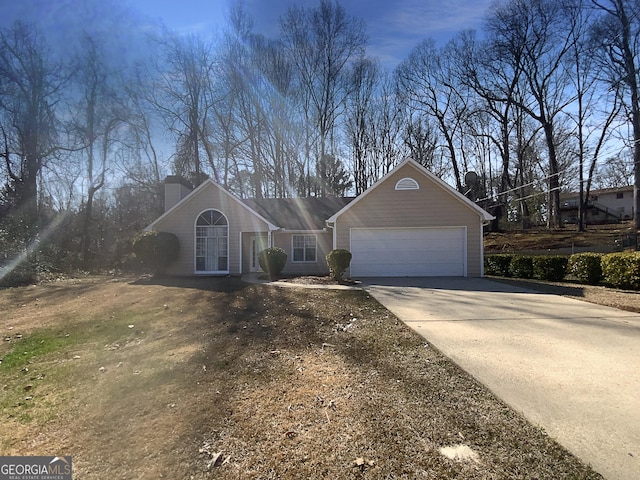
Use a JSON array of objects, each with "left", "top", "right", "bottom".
[
  {"left": 0, "top": 275, "right": 602, "bottom": 479},
  {"left": 1, "top": 330, "right": 77, "bottom": 370}
]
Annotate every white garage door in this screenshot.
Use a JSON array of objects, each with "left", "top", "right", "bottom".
[{"left": 350, "top": 227, "right": 466, "bottom": 277}]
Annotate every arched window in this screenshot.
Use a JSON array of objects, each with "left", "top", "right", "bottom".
[
  {"left": 395, "top": 177, "right": 420, "bottom": 190},
  {"left": 195, "top": 210, "right": 228, "bottom": 272}
]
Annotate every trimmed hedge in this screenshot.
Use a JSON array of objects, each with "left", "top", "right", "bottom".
[
  {"left": 568, "top": 253, "right": 602, "bottom": 285},
  {"left": 484, "top": 254, "right": 513, "bottom": 277},
  {"left": 132, "top": 231, "right": 180, "bottom": 275},
  {"left": 532, "top": 256, "right": 568, "bottom": 281},
  {"left": 258, "top": 247, "right": 287, "bottom": 279},
  {"left": 486, "top": 250, "right": 640, "bottom": 290},
  {"left": 326, "top": 249, "right": 352, "bottom": 281},
  {"left": 601, "top": 252, "right": 640, "bottom": 290},
  {"left": 509, "top": 255, "right": 533, "bottom": 279}
]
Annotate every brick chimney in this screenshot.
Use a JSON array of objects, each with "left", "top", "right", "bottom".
[{"left": 164, "top": 176, "right": 193, "bottom": 212}]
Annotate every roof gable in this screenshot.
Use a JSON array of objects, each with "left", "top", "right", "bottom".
[
  {"left": 327, "top": 158, "right": 494, "bottom": 223},
  {"left": 146, "top": 179, "right": 278, "bottom": 231}
]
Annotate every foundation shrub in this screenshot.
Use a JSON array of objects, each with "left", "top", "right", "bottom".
[
  {"left": 132, "top": 231, "right": 180, "bottom": 275},
  {"left": 326, "top": 249, "right": 352, "bottom": 281},
  {"left": 258, "top": 247, "right": 287, "bottom": 279}
]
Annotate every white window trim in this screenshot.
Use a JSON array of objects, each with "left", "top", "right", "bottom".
[
  {"left": 194, "top": 209, "right": 230, "bottom": 274},
  {"left": 291, "top": 234, "right": 317, "bottom": 263}
]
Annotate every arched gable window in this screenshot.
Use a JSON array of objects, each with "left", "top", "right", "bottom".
[
  {"left": 195, "top": 210, "right": 228, "bottom": 272},
  {"left": 395, "top": 177, "right": 420, "bottom": 190}
]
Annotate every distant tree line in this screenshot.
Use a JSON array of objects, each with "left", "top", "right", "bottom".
[{"left": 0, "top": 0, "right": 638, "bottom": 281}]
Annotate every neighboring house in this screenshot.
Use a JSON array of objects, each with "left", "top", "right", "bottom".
[
  {"left": 560, "top": 186, "right": 634, "bottom": 224},
  {"left": 146, "top": 158, "right": 494, "bottom": 277}
]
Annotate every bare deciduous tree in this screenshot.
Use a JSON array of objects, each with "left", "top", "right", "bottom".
[
  {"left": 591, "top": 0, "right": 640, "bottom": 227},
  {"left": 0, "top": 22, "right": 67, "bottom": 227},
  {"left": 151, "top": 31, "right": 219, "bottom": 186},
  {"left": 486, "top": 0, "right": 581, "bottom": 227},
  {"left": 70, "top": 35, "right": 129, "bottom": 265},
  {"left": 281, "top": 0, "right": 366, "bottom": 196},
  {"left": 346, "top": 57, "right": 379, "bottom": 194},
  {"left": 395, "top": 39, "right": 467, "bottom": 191}
]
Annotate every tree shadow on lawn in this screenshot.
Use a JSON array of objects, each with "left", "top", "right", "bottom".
[
  {"left": 130, "top": 274, "right": 247, "bottom": 293},
  {"left": 184, "top": 283, "right": 601, "bottom": 479},
  {"left": 71, "top": 275, "right": 602, "bottom": 479}
]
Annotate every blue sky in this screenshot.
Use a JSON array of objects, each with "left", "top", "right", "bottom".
[
  {"left": 125, "top": 0, "right": 494, "bottom": 68},
  {"left": 0, "top": 0, "right": 493, "bottom": 69}
]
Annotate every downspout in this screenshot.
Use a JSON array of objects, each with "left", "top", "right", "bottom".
[{"left": 326, "top": 221, "right": 336, "bottom": 250}]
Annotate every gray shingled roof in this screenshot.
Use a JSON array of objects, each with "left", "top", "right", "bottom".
[{"left": 242, "top": 197, "right": 355, "bottom": 230}]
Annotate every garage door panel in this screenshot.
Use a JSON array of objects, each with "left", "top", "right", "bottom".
[{"left": 350, "top": 227, "right": 465, "bottom": 277}]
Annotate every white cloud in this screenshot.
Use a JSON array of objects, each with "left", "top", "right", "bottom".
[
  {"left": 362, "top": 0, "right": 492, "bottom": 68},
  {"left": 387, "top": 0, "right": 491, "bottom": 33}
]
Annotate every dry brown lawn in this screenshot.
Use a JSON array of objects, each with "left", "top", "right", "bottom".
[
  {"left": 0, "top": 275, "right": 604, "bottom": 479},
  {"left": 484, "top": 223, "right": 637, "bottom": 254}
]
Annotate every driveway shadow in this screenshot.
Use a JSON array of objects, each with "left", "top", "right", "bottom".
[
  {"left": 488, "top": 277, "right": 587, "bottom": 298},
  {"left": 358, "top": 276, "right": 544, "bottom": 294}
]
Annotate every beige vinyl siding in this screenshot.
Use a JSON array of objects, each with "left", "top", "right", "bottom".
[
  {"left": 272, "top": 231, "right": 333, "bottom": 275},
  {"left": 334, "top": 163, "right": 484, "bottom": 277},
  {"left": 152, "top": 182, "right": 270, "bottom": 275}
]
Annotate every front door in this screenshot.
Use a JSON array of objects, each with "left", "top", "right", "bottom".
[{"left": 249, "top": 235, "right": 269, "bottom": 272}]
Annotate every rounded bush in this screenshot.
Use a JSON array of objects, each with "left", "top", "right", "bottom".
[
  {"left": 326, "top": 249, "right": 352, "bottom": 281},
  {"left": 484, "top": 254, "right": 513, "bottom": 277},
  {"left": 258, "top": 247, "right": 287, "bottom": 279},
  {"left": 601, "top": 252, "right": 640, "bottom": 290},
  {"left": 568, "top": 253, "right": 602, "bottom": 285},
  {"left": 533, "top": 256, "right": 568, "bottom": 281},
  {"left": 509, "top": 255, "right": 533, "bottom": 279},
  {"left": 132, "top": 231, "right": 180, "bottom": 275}
]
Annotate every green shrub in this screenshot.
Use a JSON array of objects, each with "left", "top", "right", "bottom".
[
  {"left": 132, "top": 231, "right": 180, "bottom": 275},
  {"left": 326, "top": 249, "right": 352, "bottom": 281},
  {"left": 568, "top": 253, "right": 603, "bottom": 285},
  {"left": 0, "top": 259, "right": 37, "bottom": 287},
  {"left": 258, "top": 247, "right": 287, "bottom": 279},
  {"left": 532, "top": 256, "right": 568, "bottom": 281},
  {"left": 484, "top": 254, "right": 513, "bottom": 277},
  {"left": 601, "top": 252, "right": 640, "bottom": 290},
  {"left": 509, "top": 255, "right": 533, "bottom": 279}
]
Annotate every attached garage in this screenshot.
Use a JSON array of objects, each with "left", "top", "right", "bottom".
[
  {"left": 350, "top": 227, "right": 466, "bottom": 277},
  {"left": 327, "top": 159, "right": 494, "bottom": 278}
]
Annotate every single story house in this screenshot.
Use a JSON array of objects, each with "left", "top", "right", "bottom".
[{"left": 146, "top": 158, "right": 494, "bottom": 277}]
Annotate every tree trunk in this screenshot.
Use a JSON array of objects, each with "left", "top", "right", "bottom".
[{"left": 542, "top": 121, "right": 562, "bottom": 228}]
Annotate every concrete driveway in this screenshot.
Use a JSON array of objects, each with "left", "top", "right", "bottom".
[{"left": 362, "top": 277, "right": 640, "bottom": 480}]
